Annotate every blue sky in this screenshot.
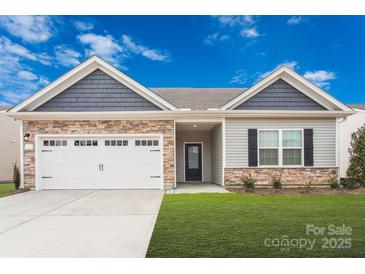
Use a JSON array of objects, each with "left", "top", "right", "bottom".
[{"left": 0, "top": 15, "right": 364, "bottom": 106}]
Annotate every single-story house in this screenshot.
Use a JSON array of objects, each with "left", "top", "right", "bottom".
[
  {"left": 339, "top": 104, "right": 365, "bottom": 178},
  {"left": 0, "top": 106, "right": 20, "bottom": 182},
  {"left": 6, "top": 56, "right": 355, "bottom": 190}
]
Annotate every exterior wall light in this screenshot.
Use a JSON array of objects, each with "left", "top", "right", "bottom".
[{"left": 24, "top": 133, "right": 31, "bottom": 141}]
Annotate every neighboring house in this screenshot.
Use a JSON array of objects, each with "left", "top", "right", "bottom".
[
  {"left": 339, "top": 104, "right": 365, "bottom": 178},
  {"left": 6, "top": 56, "right": 354, "bottom": 190},
  {"left": 0, "top": 106, "right": 20, "bottom": 182}
]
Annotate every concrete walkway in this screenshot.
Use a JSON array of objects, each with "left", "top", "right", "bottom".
[
  {"left": 0, "top": 190, "right": 163, "bottom": 257},
  {"left": 166, "top": 182, "right": 228, "bottom": 194}
]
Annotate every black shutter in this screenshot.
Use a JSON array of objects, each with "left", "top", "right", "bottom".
[
  {"left": 304, "top": 128, "right": 314, "bottom": 166},
  {"left": 248, "top": 129, "right": 258, "bottom": 166}
]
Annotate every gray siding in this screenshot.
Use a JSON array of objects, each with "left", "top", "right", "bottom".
[
  {"left": 176, "top": 130, "right": 212, "bottom": 182},
  {"left": 211, "top": 124, "right": 223, "bottom": 185},
  {"left": 34, "top": 69, "right": 161, "bottom": 111},
  {"left": 234, "top": 79, "right": 327, "bottom": 110},
  {"left": 225, "top": 118, "right": 336, "bottom": 167}
]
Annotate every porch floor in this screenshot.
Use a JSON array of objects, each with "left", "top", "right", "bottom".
[{"left": 166, "top": 182, "right": 228, "bottom": 194}]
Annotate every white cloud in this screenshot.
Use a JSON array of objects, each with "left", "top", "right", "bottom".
[
  {"left": 259, "top": 61, "right": 299, "bottom": 79},
  {"left": 73, "top": 20, "right": 94, "bottom": 31},
  {"left": 0, "top": 36, "right": 50, "bottom": 105},
  {"left": 38, "top": 52, "right": 52, "bottom": 65},
  {"left": 303, "top": 70, "right": 336, "bottom": 88},
  {"left": 121, "top": 35, "right": 141, "bottom": 54},
  {"left": 78, "top": 33, "right": 124, "bottom": 64},
  {"left": 142, "top": 49, "right": 169, "bottom": 62},
  {"left": 17, "top": 70, "right": 38, "bottom": 81},
  {"left": 38, "top": 76, "right": 50, "bottom": 86},
  {"left": 0, "top": 100, "right": 12, "bottom": 106},
  {"left": 287, "top": 16, "right": 302, "bottom": 25},
  {"left": 121, "top": 35, "right": 170, "bottom": 62},
  {"left": 211, "top": 16, "right": 261, "bottom": 41},
  {"left": 215, "top": 16, "right": 255, "bottom": 27},
  {"left": 241, "top": 27, "right": 260, "bottom": 38},
  {"left": 0, "top": 36, "right": 35, "bottom": 60},
  {"left": 0, "top": 54, "right": 23, "bottom": 76},
  {"left": 1, "top": 90, "right": 33, "bottom": 104},
  {"left": 0, "top": 16, "right": 53, "bottom": 43},
  {"left": 279, "top": 61, "right": 299, "bottom": 70},
  {"left": 243, "top": 16, "right": 255, "bottom": 25},
  {"left": 0, "top": 36, "right": 51, "bottom": 65},
  {"left": 204, "top": 32, "right": 230, "bottom": 45},
  {"left": 230, "top": 69, "right": 247, "bottom": 85},
  {"left": 0, "top": 72, "right": 49, "bottom": 104},
  {"left": 55, "top": 45, "right": 82, "bottom": 67}
]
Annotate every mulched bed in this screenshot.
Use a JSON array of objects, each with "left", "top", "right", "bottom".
[{"left": 226, "top": 186, "right": 365, "bottom": 195}]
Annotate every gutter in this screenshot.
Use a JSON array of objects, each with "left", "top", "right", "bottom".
[{"left": 5, "top": 110, "right": 356, "bottom": 120}]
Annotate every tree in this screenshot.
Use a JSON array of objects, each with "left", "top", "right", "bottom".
[
  {"left": 13, "top": 162, "right": 20, "bottom": 189},
  {"left": 346, "top": 125, "right": 365, "bottom": 185}
]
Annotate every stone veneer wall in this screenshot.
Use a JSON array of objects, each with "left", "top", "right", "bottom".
[
  {"left": 224, "top": 167, "right": 338, "bottom": 186},
  {"left": 23, "top": 120, "right": 175, "bottom": 189}
]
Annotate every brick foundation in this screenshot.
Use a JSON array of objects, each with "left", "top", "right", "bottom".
[
  {"left": 224, "top": 167, "right": 338, "bottom": 186},
  {"left": 23, "top": 120, "right": 175, "bottom": 189}
]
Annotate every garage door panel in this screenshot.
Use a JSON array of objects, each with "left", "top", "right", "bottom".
[{"left": 38, "top": 136, "right": 163, "bottom": 189}]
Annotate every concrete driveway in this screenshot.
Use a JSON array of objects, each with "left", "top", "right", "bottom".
[{"left": 0, "top": 189, "right": 163, "bottom": 257}]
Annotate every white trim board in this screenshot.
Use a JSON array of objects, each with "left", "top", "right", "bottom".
[
  {"left": 222, "top": 118, "right": 226, "bottom": 186},
  {"left": 6, "top": 110, "right": 354, "bottom": 120},
  {"left": 9, "top": 55, "right": 177, "bottom": 112},
  {"left": 221, "top": 65, "right": 352, "bottom": 112},
  {"left": 19, "top": 120, "right": 24, "bottom": 188},
  {"left": 173, "top": 119, "right": 177, "bottom": 188}
]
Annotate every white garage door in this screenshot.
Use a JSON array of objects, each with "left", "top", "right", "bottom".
[{"left": 37, "top": 135, "right": 163, "bottom": 189}]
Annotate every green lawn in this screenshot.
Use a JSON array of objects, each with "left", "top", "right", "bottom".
[
  {"left": 0, "top": 183, "right": 15, "bottom": 198},
  {"left": 147, "top": 193, "right": 365, "bottom": 258}
]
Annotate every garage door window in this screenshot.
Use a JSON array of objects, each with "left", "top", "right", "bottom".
[
  {"left": 43, "top": 140, "right": 68, "bottom": 147},
  {"left": 135, "top": 140, "right": 159, "bottom": 147},
  {"left": 105, "top": 140, "right": 129, "bottom": 146},
  {"left": 74, "top": 140, "right": 98, "bottom": 146}
]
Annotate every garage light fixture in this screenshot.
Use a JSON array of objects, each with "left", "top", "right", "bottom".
[
  {"left": 24, "top": 133, "right": 31, "bottom": 141},
  {"left": 193, "top": 124, "right": 197, "bottom": 128}
]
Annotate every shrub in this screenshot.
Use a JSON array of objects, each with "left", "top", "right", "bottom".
[
  {"left": 347, "top": 125, "right": 365, "bottom": 186},
  {"left": 271, "top": 173, "right": 282, "bottom": 189},
  {"left": 13, "top": 162, "right": 20, "bottom": 189},
  {"left": 304, "top": 181, "right": 312, "bottom": 193},
  {"left": 328, "top": 176, "right": 339, "bottom": 189},
  {"left": 340, "top": 178, "right": 362, "bottom": 190},
  {"left": 241, "top": 174, "right": 256, "bottom": 192}
]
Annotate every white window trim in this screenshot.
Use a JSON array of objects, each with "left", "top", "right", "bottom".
[{"left": 257, "top": 128, "right": 304, "bottom": 168}]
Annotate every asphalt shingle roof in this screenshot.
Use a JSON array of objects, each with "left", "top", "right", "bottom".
[
  {"left": 0, "top": 106, "right": 11, "bottom": 111},
  {"left": 150, "top": 88, "right": 246, "bottom": 110},
  {"left": 348, "top": 104, "right": 365, "bottom": 110}
]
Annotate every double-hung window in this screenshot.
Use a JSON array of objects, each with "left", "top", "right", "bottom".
[
  {"left": 282, "top": 130, "right": 302, "bottom": 166},
  {"left": 258, "top": 130, "right": 279, "bottom": 165},
  {"left": 258, "top": 129, "right": 303, "bottom": 166}
]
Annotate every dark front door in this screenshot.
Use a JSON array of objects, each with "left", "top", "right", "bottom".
[{"left": 185, "top": 143, "right": 202, "bottom": 181}]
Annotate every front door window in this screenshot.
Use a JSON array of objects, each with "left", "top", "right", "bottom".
[{"left": 185, "top": 144, "right": 202, "bottom": 181}]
